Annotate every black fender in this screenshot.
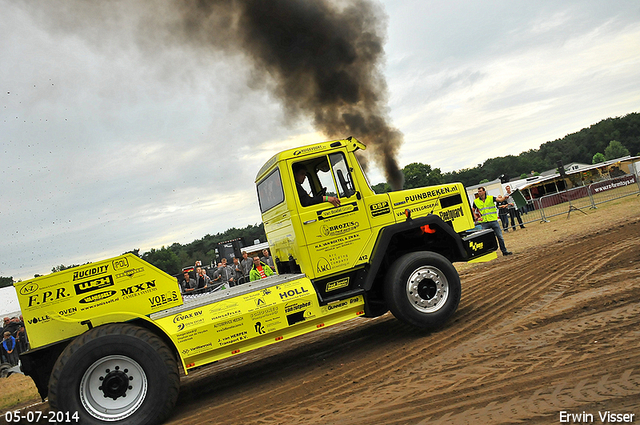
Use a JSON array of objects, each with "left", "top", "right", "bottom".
[
  {"left": 363, "top": 215, "right": 467, "bottom": 292},
  {"left": 19, "top": 339, "right": 72, "bottom": 401}
]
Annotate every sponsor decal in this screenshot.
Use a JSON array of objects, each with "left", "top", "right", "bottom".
[
  {"left": 249, "top": 306, "right": 279, "bottom": 321},
  {"left": 214, "top": 317, "right": 244, "bottom": 328},
  {"left": 214, "top": 317, "right": 244, "bottom": 333},
  {"left": 293, "top": 145, "right": 324, "bottom": 156},
  {"left": 19, "top": 282, "right": 39, "bottom": 296},
  {"left": 112, "top": 257, "right": 130, "bottom": 271},
  {"left": 370, "top": 201, "right": 390, "bottom": 217},
  {"left": 74, "top": 276, "right": 115, "bottom": 295},
  {"left": 121, "top": 280, "right": 157, "bottom": 299},
  {"left": 285, "top": 301, "right": 313, "bottom": 326},
  {"left": 404, "top": 186, "right": 454, "bottom": 204},
  {"left": 181, "top": 342, "right": 214, "bottom": 355},
  {"left": 27, "top": 315, "right": 50, "bottom": 325},
  {"left": 320, "top": 221, "right": 360, "bottom": 237},
  {"left": 317, "top": 203, "right": 358, "bottom": 220},
  {"left": 73, "top": 264, "right": 109, "bottom": 281},
  {"left": 316, "top": 257, "right": 331, "bottom": 274},
  {"left": 284, "top": 300, "right": 312, "bottom": 314},
  {"left": 79, "top": 290, "right": 117, "bottom": 304},
  {"left": 327, "top": 301, "right": 348, "bottom": 311},
  {"left": 439, "top": 206, "right": 464, "bottom": 222},
  {"left": 26, "top": 307, "right": 77, "bottom": 325},
  {"left": 173, "top": 310, "right": 204, "bottom": 331},
  {"left": 209, "top": 301, "right": 240, "bottom": 314},
  {"left": 59, "top": 307, "right": 77, "bottom": 316},
  {"left": 326, "top": 277, "right": 350, "bottom": 292},
  {"left": 115, "top": 267, "right": 144, "bottom": 279},
  {"left": 592, "top": 174, "right": 636, "bottom": 193},
  {"left": 218, "top": 331, "right": 248, "bottom": 346},
  {"left": 173, "top": 310, "right": 203, "bottom": 324},
  {"left": 27, "top": 287, "right": 71, "bottom": 308},
  {"left": 469, "top": 241, "right": 484, "bottom": 252},
  {"left": 210, "top": 310, "right": 243, "bottom": 322},
  {"left": 149, "top": 291, "right": 180, "bottom": 309},
  {"left": 395, "top": 202, "right": 437, "bottom": 217},
  {"left": 279, "top": 286, "right": 309, "bottom": 300},
  {"left": 176, "top": 328, "right": 210, "bottom": 343},
  {"left": 79, "top": 295, "right": 120, "bottom": 311}
]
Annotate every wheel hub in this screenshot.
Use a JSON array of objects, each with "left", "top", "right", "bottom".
[
  {"left": 406, "top": 266, "right": 449, "bottom": 313},
  {"left": 100, "top": 366, "right": 133, "bottom": 400}
]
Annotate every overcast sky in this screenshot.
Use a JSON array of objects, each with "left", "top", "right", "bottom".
[{"left": 1, "top": 0, "right": 639, "bottom": 282}]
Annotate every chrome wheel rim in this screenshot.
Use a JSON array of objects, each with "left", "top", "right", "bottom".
[{"left": 405, "top": 266, "right": 449, "bottom": 313}]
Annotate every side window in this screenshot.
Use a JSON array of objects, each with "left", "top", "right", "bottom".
[
  {"left": 316, "top": 163, "right": 337, "bottom": 197},
  {"left": 257, "top": 168, "right": 284, "bottom": 213},
  {"left": 329, "top": 153, "right": 355, "bottom": 198},
  {"left": 292, "top": 157, "right": 338, "bottom": 208}
]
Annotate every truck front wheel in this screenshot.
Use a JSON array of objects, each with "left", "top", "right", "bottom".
[
  {"left": 48, "top": 323, "right": 179, "bottom": 425},
  {"left": 384, "top": 251, "right": 461, "bottom": 330}
]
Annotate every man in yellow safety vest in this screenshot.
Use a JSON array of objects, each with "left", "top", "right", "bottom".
[{"left": 473, "top": 187, "right": 513, "bottom": 256}]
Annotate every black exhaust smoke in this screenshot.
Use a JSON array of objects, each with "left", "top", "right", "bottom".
[
  {"left": 29, "top": 0, "right": 406, "bottom": 189},
  {"left": 174, "top": 0, "right": 404, "bottom": 189}
]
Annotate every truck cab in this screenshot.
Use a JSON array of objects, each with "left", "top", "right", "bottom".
[{"left": 257, "top": 137, "right": 497, "bottom": 311}]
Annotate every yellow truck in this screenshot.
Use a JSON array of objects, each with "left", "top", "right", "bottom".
[{"left": 15, "top": 137, "right": 497, "bottom": 424}]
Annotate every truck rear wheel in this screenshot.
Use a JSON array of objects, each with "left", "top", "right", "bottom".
[
  {"left": 384, "top": 251, "right": 461, "bottom": 330},
  {"left": 48, "top": 323, "right": 179, "bottom": 425}
]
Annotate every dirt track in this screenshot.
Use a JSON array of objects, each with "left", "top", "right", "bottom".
[
  {"left": 6, "top": 201, "right": 640, "bottom": 425},
  {"left": 165, "top": 212, "right": 640, "bottom": 424}
]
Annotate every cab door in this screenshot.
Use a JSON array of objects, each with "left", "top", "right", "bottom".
[{"left": 292, "top": 152, "right": 373, "bottom": 285}]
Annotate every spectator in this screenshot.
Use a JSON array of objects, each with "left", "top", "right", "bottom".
[
  {"left": 250, "top": 256, "right": 274, "bottom": 281},
  {"left": 3, "top": 331, "right": 19, "bottom": 366},
  {"left": 240, "top": 251, "right": 253, "bottom": 279},
  {"left": 214, "top": 259, "right": 235, "bottom": 288},
  {"left": 505, "top": 186, "right": 526, "bottom": 230},
  {"left": 497, "top": 197, "right": 510, "bottom": 232},
  {"left": 232, "top": 257, "right": 244, "bottom": 284},
  {"left": 180, "top": 271, "right": 197, "bottom": 293},
  {"left": 195, "top": 266, "right": 211, "bottom": 290},
  {"left": 2, "top": 317, "right": 10, "bottom": 334},
  {"left": 0, "top": 318, "right": 7, "bottom": 363},
  {"left": 473, "top": 187, "right": 512, "bottom": 256},
  {"left": 16, "top": 324, "right": 29, "bottom": 353},
  {"left": 3, "top": 317, "right": 20, "bottom": 337},
  {"left": 261, "top": 249, "right": 275, "bottom": 270}
]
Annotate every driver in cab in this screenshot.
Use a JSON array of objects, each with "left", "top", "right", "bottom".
[{"left": 293, "top": 163, "right": 341, "bottom": 208}]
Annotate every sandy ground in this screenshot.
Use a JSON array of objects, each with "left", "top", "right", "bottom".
[
  {"left": 165, "top": 196, "right": 640, "bottom": 425},
  {"left": 4, "top": 195, "right": 640, "bottom": 424}
]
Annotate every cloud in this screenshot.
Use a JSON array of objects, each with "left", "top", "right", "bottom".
[{"left": 1, "top": 0, "right": 640, "bottom": 282}]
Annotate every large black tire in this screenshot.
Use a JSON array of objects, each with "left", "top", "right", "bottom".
[
  {"left": 48, "top": 323, "right": 179, "bottom": 425},
  {"left": 0, "top": 363, "right": 11, "bottom": 378},
  {"left": 384, "top": 251, "right": 461, "bottom": 330}
]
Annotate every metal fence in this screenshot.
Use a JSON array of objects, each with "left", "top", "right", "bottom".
[{"left": 513, "top": 173, "right": 640, "bottom": 225}]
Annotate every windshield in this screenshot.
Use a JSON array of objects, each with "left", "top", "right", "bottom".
[{"left": 354, "top": 153, "right": 373, "bottom": 191}]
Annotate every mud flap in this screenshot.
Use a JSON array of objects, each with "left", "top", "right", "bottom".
[{"left": 462, "top": 229, "right": 498, "bottom": 260}]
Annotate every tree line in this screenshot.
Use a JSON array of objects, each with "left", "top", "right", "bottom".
[
  {"left": 2, "top": 112, "right": 638, "bottom": 283},
  {"left": 373, "top": 112, "right": 639, "bottom": 192},
  {"left": 1, "top": 223, "right": 266, "bottom": 283},
  {"left": 441, "top": 113, "right": 640, "bottom": 188}
]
